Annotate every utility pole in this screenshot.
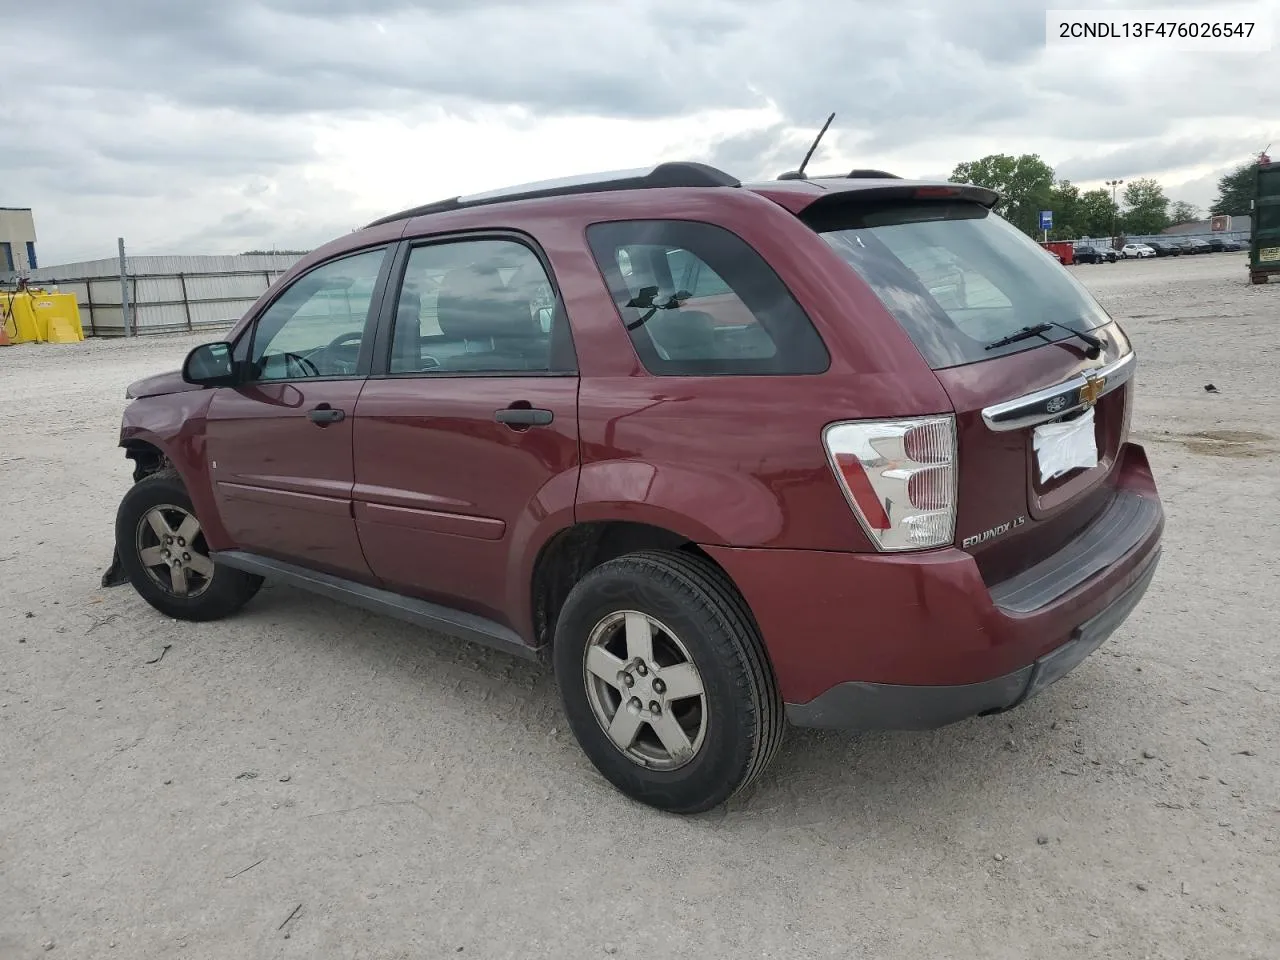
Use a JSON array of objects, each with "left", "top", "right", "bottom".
[
  {"left": 117, "top": 237, "right": 132, "bottom": 336},
  {"left": 1106, "top": 179, "right": 1124, "bottom": 246}
]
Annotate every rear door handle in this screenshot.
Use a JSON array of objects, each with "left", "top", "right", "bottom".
[
  {"left": 494, "top": 407, "right": 554, "bottom": 427},
  {"left": 307, "top": 405, "right": 345, "bottom": 425}
]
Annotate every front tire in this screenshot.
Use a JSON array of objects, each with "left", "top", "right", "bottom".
[
  {"left": 115, "top": 469, "right": 262, "bottom": 621},
  {"left": 553, "top": 550, "right": 784, "bottom": 814}
]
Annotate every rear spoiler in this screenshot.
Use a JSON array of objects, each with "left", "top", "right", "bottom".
[{"left": 751, "top": 179, "right": 1001, "bottom": 216}]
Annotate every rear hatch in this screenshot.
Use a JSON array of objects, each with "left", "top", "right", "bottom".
[{"left": 801, "top": 192, "right": 1134, "bottom": 584}]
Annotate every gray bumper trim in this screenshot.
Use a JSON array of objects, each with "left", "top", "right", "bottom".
[{"left": 989, "top": 491, "right": 1161, "bottom": 614}]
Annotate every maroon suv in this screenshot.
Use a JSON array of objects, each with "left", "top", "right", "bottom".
[{"left": 105, "top": 163, "right": 1163, "bottom": 813}]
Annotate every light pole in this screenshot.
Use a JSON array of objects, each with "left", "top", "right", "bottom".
[{"left": 1106, "top": 179, "right": 1124, "bottom": 245}]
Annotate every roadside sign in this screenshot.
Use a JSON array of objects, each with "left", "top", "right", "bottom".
[{"left": 1039, "top": 210, "right": 1053, "bottom": 230}]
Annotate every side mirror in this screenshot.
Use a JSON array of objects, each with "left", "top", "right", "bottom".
[{"left": 182, "top": 341, "right": 237, "bottom": 386}]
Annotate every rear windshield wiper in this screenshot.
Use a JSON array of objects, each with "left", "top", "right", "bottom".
[
  {"left": 985, "top": 322, "right": 1103, "bottom": 358},
  {"left": 985, "top": 323, "right": 1052, "bottom": 350}
]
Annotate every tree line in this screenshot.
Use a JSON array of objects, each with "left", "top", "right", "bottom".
[{"left": 948, "top": 154, "right": 1257, "bottom": 241}]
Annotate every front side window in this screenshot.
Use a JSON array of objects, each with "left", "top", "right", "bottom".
[
  {"left": 248, "top": 247, "right": 386, "bottom": 381},
  {"left": 388, "top": 238, "right": 568, "bottom": 374},
  {"left": 587, "top": 220, "right": 829, "bottom": 376}
]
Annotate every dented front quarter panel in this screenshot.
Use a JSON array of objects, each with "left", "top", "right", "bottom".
[{"left": 119, "top": 388, "right": 233, "bottom": 549}]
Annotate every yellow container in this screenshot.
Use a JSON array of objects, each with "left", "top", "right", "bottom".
[{"left": 0, "top": 289, "right": 84, "bottom": 343}]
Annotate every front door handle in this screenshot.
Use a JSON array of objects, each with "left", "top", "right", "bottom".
[
  {"left": 494, "top": 407, "right": 554, "bottom": 427},
  {"left": 307, "top": 404, "right": 346, "bottom": 425}
]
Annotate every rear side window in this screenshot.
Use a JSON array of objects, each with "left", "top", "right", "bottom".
[
  {"left": 587, "top": 220, "right": 829, "bottom": 376},
  {"left": 388, "top": 238, "right": 573, "bottom": 375},
  {"left": 810, "top": 202, "right": 1114, "bottom": 369}
]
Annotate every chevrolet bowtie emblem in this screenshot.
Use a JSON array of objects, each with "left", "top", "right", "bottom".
[{"left": 1079, "top": 374, "right": 1106, "bottom": 407}]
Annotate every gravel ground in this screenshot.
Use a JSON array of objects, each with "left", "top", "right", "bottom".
[{"left": 1, "top": 252, "right": 1277, "bottom": 960}]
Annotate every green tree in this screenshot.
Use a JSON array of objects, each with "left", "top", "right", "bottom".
[
  {"left": 1048, "top": 180, "right": 1083, "bottom": 240},
  {"left": 1168, "top": 201, "right": 1200, "bottom": 224},
  {"left": 950, "top": 153, "right": 1055, "bottom": 237},
  {"left": 1077, "top": 188, "right": 1120, "bottom": 239},
  {"left": 1122, "top": 178, "right": 1170, "bottom": 235},
  {"left": 1210, "top": 161, "right": 1256, "bottom": 216}
]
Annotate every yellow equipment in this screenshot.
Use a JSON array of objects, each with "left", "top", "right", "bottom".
[{"left": 0, "top": 287, "right": 85, "bottom": 345}]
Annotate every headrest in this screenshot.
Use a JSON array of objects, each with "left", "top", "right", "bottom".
[{"left": 435, "top": 264, "right": 536, "bottom": 339}]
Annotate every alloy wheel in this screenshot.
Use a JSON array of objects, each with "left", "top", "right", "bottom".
[
  {"left": 582, "top": 610, "right": 708, "bottom": 770},
  {"left": 135, "top": 504, "right": 214, "bottom": 598}
]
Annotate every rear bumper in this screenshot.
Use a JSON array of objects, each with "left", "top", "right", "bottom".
[
  {"left": 703, "top": 441, "right": 1163, "bottom": 730},
  {"left": 786, "top": 547, "right": 1158, "bottom": 729}
]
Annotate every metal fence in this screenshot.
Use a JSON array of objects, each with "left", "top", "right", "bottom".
[{"left": 3, "top": 254, "right": 304, "bottom": 337}]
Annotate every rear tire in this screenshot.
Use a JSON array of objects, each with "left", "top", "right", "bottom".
[
  {"left": 115, "top": 469, "right": 262, "bottom": 622},
  {"left": 553, "top": 549, "right": 784, "bottom": 814}
]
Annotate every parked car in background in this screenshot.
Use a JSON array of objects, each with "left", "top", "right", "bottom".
[
  {"left": 1073, "top": 244, "right": 1115, "bottom": 264},
  {"left": 1121, "top": 243, "right": 1156, "bottom": 259},
  {"left": 1208, "top": 237, "right": 1243, "bottom": 252},
  {"left": 102, "top": 162, "right": 1164, "bottom": 813},
  {"left": 1186, "top": 238, "right": 1212, "bottom": 254},
  {"left": 1144, "top": 241, "right": 1179, "bottom": 257},
  {"left": 1168, "top": 238, "right": 1195, "bottom": 255}
]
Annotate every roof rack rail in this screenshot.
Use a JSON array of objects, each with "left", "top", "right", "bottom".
[
  {"left": 366, "top": 161, "right": 740, "bottom": 227},
  {"left": 846, "top": 169, "right": 902, "bottom": 179}
]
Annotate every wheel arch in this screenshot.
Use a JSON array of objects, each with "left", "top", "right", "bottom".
[
  {"left": 528, "top": 520, "right": 741, "bottom": 649},
  {"left": 118, "top": 423, "right": 232, "bottom": 550},
  {"left": 122, "top": 437, "right": 170, "bottom": 483}
]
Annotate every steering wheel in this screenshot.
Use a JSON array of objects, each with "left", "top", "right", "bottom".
[
  {"left": 321, "top": 331, "right": 364, "bottom": 375},
  {"left": 325, "top": 331, "right": 364, "bottom": 354},
  {"left": 282, "top": 352, "right": 320, "bottom": 378}
]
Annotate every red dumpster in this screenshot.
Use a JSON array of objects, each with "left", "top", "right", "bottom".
[{"left": 1039, "top": 240, "right": 1075, "bottom": 265}]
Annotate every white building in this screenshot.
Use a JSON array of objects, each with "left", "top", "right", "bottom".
[{"left": 0, "top": 207, "right": 38, "bottom": 273}]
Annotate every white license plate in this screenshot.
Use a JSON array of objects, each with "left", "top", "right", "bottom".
[{"left": 1034, "top": 407, "right": 1098, "bottom": 483}]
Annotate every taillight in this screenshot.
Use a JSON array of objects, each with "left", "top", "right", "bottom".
[{"left": 823, "top": 415, "right": 957, "bottom": 551}]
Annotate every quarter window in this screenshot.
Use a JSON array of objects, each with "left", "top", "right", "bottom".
[{"left": 587, "top": 220, "right": 829, "bottom": 376}]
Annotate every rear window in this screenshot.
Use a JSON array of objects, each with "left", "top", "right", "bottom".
[
  {"left": 810, "top": 202, "right": 1113, "bottom": 369},
  {"left": 586, "top": 220, "right": 829, "bottom": 376}
]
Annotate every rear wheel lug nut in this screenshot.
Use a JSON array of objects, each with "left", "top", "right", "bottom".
[
  {"left": 652, "top": 679, "right": 666, "bottom": 695},
  {"left": 636, "top": 662, "right": 648, "bottom": 677},
  {"left": 650, "top": 702, "right": 662, "bottom": 716},
  {"left": 628, "top": 697, "right": 642, "bottom": 712}
]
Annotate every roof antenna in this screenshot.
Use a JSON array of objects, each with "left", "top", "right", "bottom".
[{"left": 778, "top": 112, "right": 835, "bottom": 181}]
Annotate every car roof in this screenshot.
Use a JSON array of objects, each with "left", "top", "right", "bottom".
[{"left": 362, "top": 162, "right": 1001, "bottom": 230}]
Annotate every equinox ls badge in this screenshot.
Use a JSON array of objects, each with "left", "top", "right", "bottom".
[{"left": 962, "top": 516, "right": 1026, "bottom": 549}]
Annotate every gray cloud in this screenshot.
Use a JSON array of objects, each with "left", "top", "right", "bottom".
[
  {"left": 4, "top": 0, "right": 1276, "bottom": 262},
  {"left": 1057, "top": 137, "right": 1267, "bottom": 183}
]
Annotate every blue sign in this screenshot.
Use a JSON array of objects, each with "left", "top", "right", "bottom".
[{"left": 1039, "top": 210, "right": 1053, "bottom": 230}]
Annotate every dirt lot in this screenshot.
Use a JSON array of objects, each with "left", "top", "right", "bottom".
[{"left": 2, "top": 252, "right": 1277, "bottom": 959}]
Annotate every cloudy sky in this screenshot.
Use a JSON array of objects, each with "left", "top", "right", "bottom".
[{"left": 3, "top": 0, "right": 1275, "bottom": 265}]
